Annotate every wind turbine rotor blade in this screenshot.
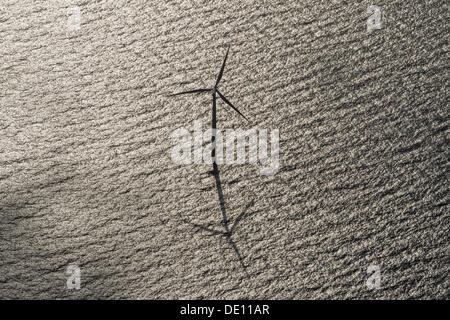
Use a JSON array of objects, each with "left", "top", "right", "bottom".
[
  {"left": 169, "top": 89, "right": 211, "bottom": 96},
  {"left": 215, "top": 46, "right": 230, "bottom": 87},
  {"left": 216, "top": 90, "right": 249, "bottom": 122}
]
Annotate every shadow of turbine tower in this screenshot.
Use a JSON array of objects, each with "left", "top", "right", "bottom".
[{"left": 170, "top": 46, "right": 255, "bottom": 272}]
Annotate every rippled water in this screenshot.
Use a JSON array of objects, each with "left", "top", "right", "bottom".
[{"left": 0, "top": 0, "right": 448, "bottom": 299}]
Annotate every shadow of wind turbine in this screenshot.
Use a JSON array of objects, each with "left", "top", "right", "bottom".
[{"left": 170, "top": 46, "right": 255, "bottom": 272}]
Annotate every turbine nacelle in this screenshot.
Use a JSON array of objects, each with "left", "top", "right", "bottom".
[{"left": 169, "top": 46, "right": 249, "bottom": 123}]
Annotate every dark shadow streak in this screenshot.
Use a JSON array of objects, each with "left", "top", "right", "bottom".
[
  {"left": 171, "top": 46, "right": 254, "bottom": 273},
  {"left": 185, "top": 163, "right": 254, "bottom": 273}
]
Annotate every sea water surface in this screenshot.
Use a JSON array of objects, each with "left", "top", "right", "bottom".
[{"left": 0, "top": 0, "right": 448, "bottom": 298}]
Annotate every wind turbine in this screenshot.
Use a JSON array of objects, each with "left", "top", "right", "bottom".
[
  {"left": 170, "top": 46, "right": 249, "bottom": 163},
  {"left": 171, "top": 46, "right": 254, "bottom": 272}
]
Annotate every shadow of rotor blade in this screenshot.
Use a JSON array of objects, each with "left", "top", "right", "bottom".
[
  {"left": 168, "top": 89, "right": 211, "bottom": 96},
  {"left": 215, "top": 46, "right": 230, "bottom": 87},
  {"left": 226, "top": 235, "right": 248, "bottom": 273},
  {"left": 212, "top": 163, "right": 249, "bottom": 273},
  {"left": 186, "top": 221, "right": 226, "bottom": 236},
  {"left": 230, "top": 199, "right": 255, "bottom": 234},
  {"left": 216, "top": 90, "right": 250, "bottom": 122}
]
